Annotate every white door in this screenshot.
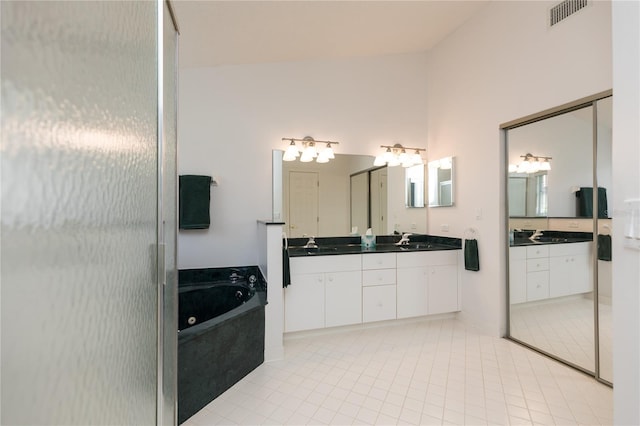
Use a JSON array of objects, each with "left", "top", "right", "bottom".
[
  {"left": 289, "top": 171, "right": 319, "bottom": 238},
  {"left": 370, "top": 168, "right": 388, "bottom": 235}
]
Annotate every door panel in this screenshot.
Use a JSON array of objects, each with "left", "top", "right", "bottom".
[
  {"left": 1, "top": 1, "right": 166, "bottom": 423},
  {"left": 289, "top": 171, "right": 319, "bottom": 237}
]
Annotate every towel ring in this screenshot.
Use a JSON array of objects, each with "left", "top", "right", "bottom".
[{"left": 464, "top": 228, "right": 478, "bottom": 239}]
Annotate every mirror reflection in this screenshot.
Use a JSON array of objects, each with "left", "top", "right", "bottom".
[
  {"left": 281, "top": 153, "right": 373, "bottom": 238},
  {"left": 405, "top": 164, "right": 425, "bottom": 208},
  {"left": 506, "top": 94, "right": 613, "bottom": 384},
  {"left": 428, "top": 157, "right": 454, "bottom": 207},
  {"left": 274, "top": 152, "right": 428, "bottom": 237}
]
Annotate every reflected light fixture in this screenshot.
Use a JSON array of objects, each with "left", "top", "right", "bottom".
[
  {"left": 374, "top": 143, "right": 425, "bottom": 167},
  {"left": 281, "top": 136, "right": 339, "bottom": 163},
  {"left": 510, "top": 153, "right": 552, "bottom": 174}
]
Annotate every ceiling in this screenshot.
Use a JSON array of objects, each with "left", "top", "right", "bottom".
[{"left": 171, "top": 1, "right": 490, "bottom": 69}]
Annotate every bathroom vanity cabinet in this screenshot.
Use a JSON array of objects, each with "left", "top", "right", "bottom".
[
  {"left": 284, "top": 250, "right": 460, "bottom": 333},
  {"left": 285, "top": 254, "right": 362, "bottom": 332},
  {"left": 509, "top": 241, "right": 593, "bottom": 304}
]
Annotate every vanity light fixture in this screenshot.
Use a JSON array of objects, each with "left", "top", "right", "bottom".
[
  {"left": 374, "top": 143, "right": 425, "bottom": 167},
  {"left": 281, "top": 136, "right": 339, "bottom": 163},
  {"left": 509, "top": 153, "right": 552, "bottom": 174}
]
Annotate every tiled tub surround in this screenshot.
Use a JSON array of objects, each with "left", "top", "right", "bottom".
[
  {"left": 284, "top": 235, "right": 463, "bottom": 334},
  {"left": 178, "top": 266, "right": 267, "bottom": 424}
]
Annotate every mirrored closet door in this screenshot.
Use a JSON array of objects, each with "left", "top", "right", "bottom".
[{"left": 503, "top": 91, "right": 613, "bottom": 385}]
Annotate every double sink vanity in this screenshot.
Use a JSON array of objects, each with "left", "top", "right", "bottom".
[{"left": 284, "top": 234, "right": 462, "bottom": 333}]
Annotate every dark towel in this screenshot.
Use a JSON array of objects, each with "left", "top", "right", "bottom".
[
  {"left": 464, "top": 239, "right": 480, "bottom": 271},
  {"left": 576, "top": 187, "right": 608, "bottom": 218},
  {"left": 179, "top": 175, "right": 212, "bottom": 229},
  {"left": 283, "top": 246, "right": 291, "bottom": 288},
  {"left": 597, "top": 234, "right": 612, "bottom": 261}
]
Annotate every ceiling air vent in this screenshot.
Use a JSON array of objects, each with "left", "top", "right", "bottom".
[{"left": 550, "top": 0, "right": 588, "bottom": 26}]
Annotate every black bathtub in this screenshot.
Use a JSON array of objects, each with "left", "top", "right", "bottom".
[{"left": 178, "top": 267, "right": 266, "bottom": 424}]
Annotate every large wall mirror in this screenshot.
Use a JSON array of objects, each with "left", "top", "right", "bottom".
[
  {"left": 273, "top": 152, "right": 427, "bottom": 238},
  {"left": 504, "top": 91, "right": 612, "bottom": 385}
]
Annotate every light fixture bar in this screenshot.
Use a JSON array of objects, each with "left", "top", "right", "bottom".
[
  {"left": 282, "top": 137, "right": 339, "bottom": 146},
  {"left": 379, "top": 144, "right": 425, "bottom": 153},
  {"left": 520, "top": 153, "right": 552, "bottom": 161}
]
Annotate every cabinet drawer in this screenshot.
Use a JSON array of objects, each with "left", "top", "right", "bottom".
[
  {"left": 291, "top": 254, "right": 362, "bottom": 274},
  {"left": 362, "top": 253, "right": 396, "bottom": 270},
  {"left": 527, "top": 258, "right": 549, "bottom": 272},
  {"left": 362, "top": 268, "right": 396, "bottom": 287},
  {"left": 396, "top": 250, "right": 457, "bottom": 268},
  {"left": 526, "top": 245, "right": 549, "bottom": 259}
]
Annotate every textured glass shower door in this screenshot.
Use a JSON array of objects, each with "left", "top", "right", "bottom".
[{"left": 1, "top": 1, "right": 171, "bottom": 424}]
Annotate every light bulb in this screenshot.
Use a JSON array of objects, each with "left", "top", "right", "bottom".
[
  {"left": 316, "top": 152, "right": 330, "bottom": 163},
  {"left": 323, "top": 143, "right": 335, "bottom": 159},
  {"left": 387, "top": 156, "right": 401, "bottom": 167},
  {"left": 383, "top": 147, "right": 394, "bottom": 163},
  {"left": 540, "top": 160, "right": 551, "bottom": 171},
  {"left": 398, "top": 149, "right": 409, "bottom": 164},
  {"left": 283, "top": 140, "right": 299, "bottom": 161},
  {"left": 303, "top": 142, "right": 317, "bottom": 159},
  {"left": 300, "top": 149, "right": 314, "bottom": 162},
  {"left": 373, "top": 156, "right": 386, "bottom": 166},
  {"left": 411, "top": 150, "right": 423, "bottom": 165}
]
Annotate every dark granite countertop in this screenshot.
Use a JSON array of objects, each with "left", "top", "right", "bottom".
[
  {"left": 510, "top": 230, "right": 593, "bottom": 247},
  {"left": 287, "top": 234, "right": 462, "bottom": 257}
]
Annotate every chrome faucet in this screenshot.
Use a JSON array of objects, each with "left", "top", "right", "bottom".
[
  {"left": 303, "top": 236, "right": 318, "bottom": 249},
  {"left": 529, "top": 229, "right": 544, "bottom": 241},
  {"left": 395, "top": 233, "right": 412, "bottom": 246}
]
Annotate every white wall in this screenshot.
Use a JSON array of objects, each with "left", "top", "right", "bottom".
[
  {"left": 425, "top": 0, "right": 612, "bottom": 335},
  {"left": 612, "top": 1, "right": 640, "bottom": 424},
  {"left": 178, "top": 53, "right": 429, "bottom": 268}
]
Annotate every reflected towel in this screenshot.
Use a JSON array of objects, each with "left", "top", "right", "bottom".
[
  {"left": 464, "top": 239, "right": 480, "bottom": 271},
  {"left": 283, "top": 246, "right": 291, "bottom": 288},
  {"left": 179, "top": 175, "right": 212, "bottom": 229},
  {"left": 597, "top": 234, "right": 612, "bottom": 261},
  {"left": 576, "top": 187, "right": 608, "bottom": 218}
]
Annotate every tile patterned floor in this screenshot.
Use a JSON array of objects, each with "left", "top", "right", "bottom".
[
  {"left": 184, "top": 318, "right": 612, "bottom": 425},
  {"left": 510, "top": 294, "right": 613, "bottom": 382}
]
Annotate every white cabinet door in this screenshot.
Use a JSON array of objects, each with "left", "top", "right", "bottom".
[
  {"left": 396, "top": 267, "right": 428, "bottom": 319},
  {"left": 325, "top": 271, "right": 362, "bottom": 328},
  {"left": 363, "top": 285, "right": 396, "bottom": 323},
  {"left": 285, "top": 273, "right": 324, "bottom": 332},
  {"left": 509, "top": 259, "right": 527, "bottom": 304},
  {"left": 571, "top": 254, "right": 592, "bottom": 294},
  {"left": 428, "top": 264, "right": 459, "bottom": 314},
  {"left": 549, "top": 255, "right": 573, "bottom": 297},
  {"left": 527, "top": 271, "right": 549, "bottom": 301}
]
